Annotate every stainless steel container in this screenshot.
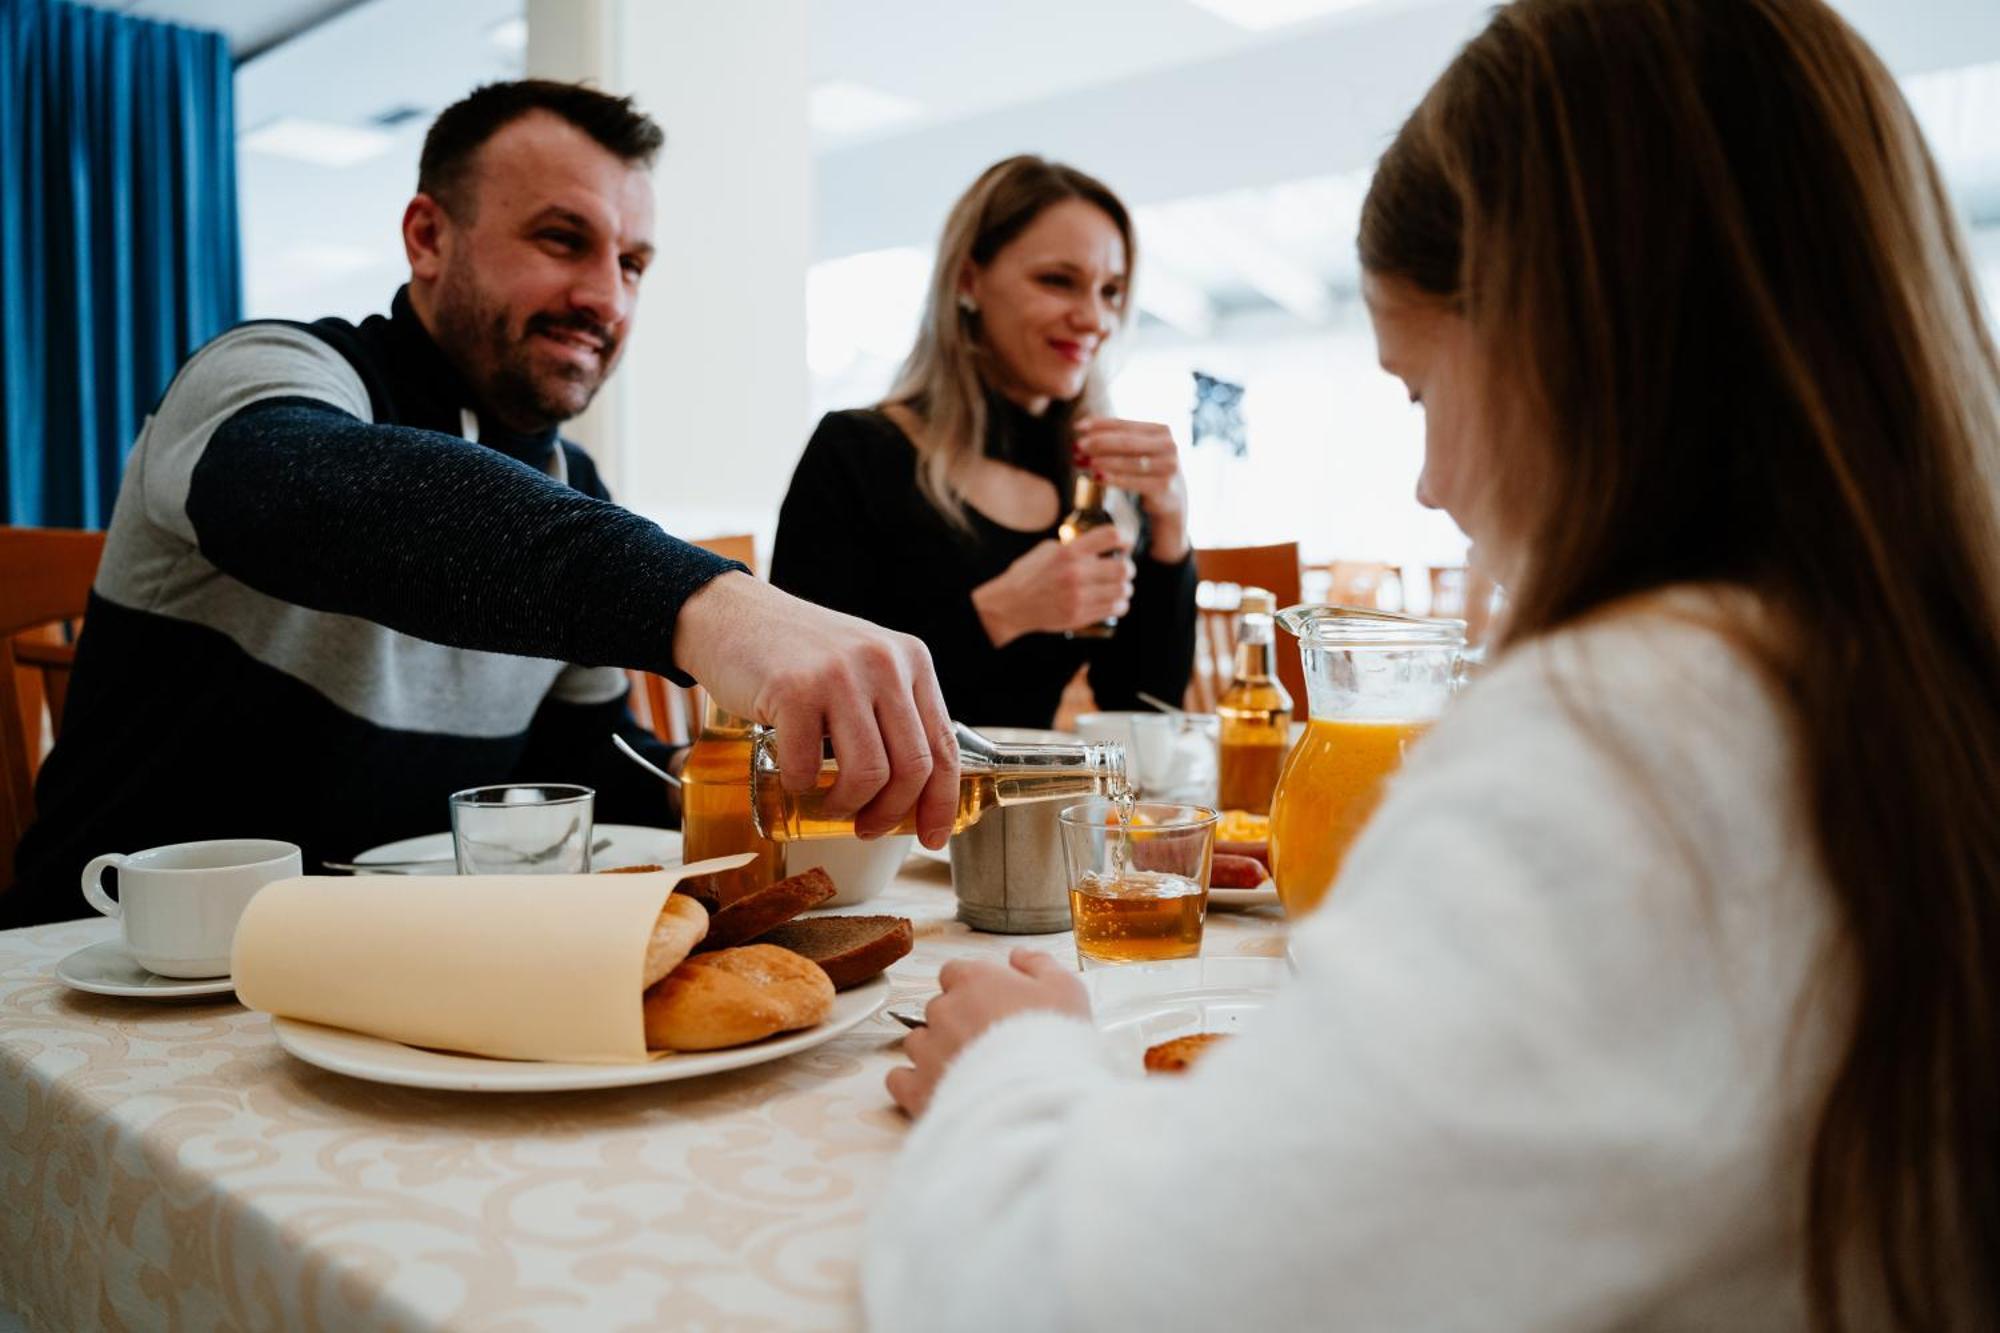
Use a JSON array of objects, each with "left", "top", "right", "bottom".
[{"left": 949, "top": 799, "right": 1073, "bottom": 934}]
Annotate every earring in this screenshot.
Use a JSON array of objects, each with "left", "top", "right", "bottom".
[{"left": 957, "top": 293, "right": 978, "bottom": 315}]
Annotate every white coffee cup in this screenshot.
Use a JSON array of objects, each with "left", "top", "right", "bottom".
[{"left": 80, "top": 838, "right": 303, "bottom": 978}]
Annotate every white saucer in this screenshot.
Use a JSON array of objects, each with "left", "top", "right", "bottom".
[
  {"left": 346, "top": 823, "right": 684, "bottom": 874},
  {"left": 270, "top": 976, "right": 888, "bottom": 1092},
  {"left": 1084, "top": 955, "right": 1288, "bottom": 1068},
  {"left": 1207, "top": 880, "right": 1280, "bottom": 910},
  {"left": 55, "top": 939, "right": 236, "bottom": 999}
]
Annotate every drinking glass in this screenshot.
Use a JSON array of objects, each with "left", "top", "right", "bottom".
[
  {"left": 1057, "top": 801, "right": 1218, "bottom": 969},
  {"left": 449, "top": 784, "right": 595, "bottom": 874}
]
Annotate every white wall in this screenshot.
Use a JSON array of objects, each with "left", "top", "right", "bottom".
[{"left": 528, "top": 1, "right": 811, "bottom": 556}]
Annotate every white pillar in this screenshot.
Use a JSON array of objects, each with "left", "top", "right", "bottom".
[{"left": 527, "top": 0, "right": 811, "bottom": 565}]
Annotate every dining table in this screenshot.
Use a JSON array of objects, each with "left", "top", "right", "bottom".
[{"left": 0, "top": 851, "right": 1287, "bottom": 1332}]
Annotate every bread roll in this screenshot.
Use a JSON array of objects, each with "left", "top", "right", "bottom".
[
  {"left": 643, "top": 944, "right": 834, "bottom": 1051},
  {"left": 641, "top": 894, "right": 710, "bottom": 988}
]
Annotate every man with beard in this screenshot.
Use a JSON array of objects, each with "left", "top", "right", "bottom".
[{"left": 5, "top": 81, "right": 958, "bottom": 925}]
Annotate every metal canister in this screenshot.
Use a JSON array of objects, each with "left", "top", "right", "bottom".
[{"left": 948, "top": 799, "right": 1072, "bottom": 934}]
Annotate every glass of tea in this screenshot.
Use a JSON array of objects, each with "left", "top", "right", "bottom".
[{"left": 1057, "top": 801, "right": 1219, "bottom": 969}]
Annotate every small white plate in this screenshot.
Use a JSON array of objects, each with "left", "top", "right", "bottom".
[
  {"left": 269, "top": 976, "right": 889, "bottom": 1092},
  {"left": 55, "top": 939, "right": 236, "bottom": 999},
  {"left": 1084, "top": 955, "right": 1288, "bottom": 1068},
  {"left": 974, "top": 726, "right": 1080, "bottom": 745},
  {"left": 1207, "top": 880, "right": 1280, "bottom": 910},
  {"left": 346, "top": 823, "right": 684, "bottom": 874}
]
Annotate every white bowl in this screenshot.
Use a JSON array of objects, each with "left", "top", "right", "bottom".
[{"left": 783, "top": 834, "right": 915, "bottom": 906}]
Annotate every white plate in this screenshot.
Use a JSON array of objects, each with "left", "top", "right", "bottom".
[
  {"left": 1207, "top": 880, "right": 1280, "bottom": 910},
  {"left": 973, "top": 726, "right": 1080, "bottom": 745},
  {"left": 269, "top": 975, "right": 889, "bottom": 1092},
  {"left": 345, "top": 823, "right": 684, "bottom": 874},
  {"left": 1084, "top": 955, "right": 1288, "bottom": 1068},
  {"left": 55, "top": 939, "right": 237, "bottom": 999}
]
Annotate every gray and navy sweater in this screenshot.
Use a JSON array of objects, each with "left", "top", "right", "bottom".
[{"left": 6, "top": 288, "right": 741, "bottom": 925}]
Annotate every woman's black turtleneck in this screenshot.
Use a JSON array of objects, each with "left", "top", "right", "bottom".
[{"left": 770, "top": 398, "right": 1198, "bottom": 729}]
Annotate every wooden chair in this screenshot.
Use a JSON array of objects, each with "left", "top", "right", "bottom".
[
  {"left": 1190, "top": 543, "right": 1306, "bottom": 714},
  {"left": 1322, "top": 559, "right": 1405, "bottom": 612},
  {"left": 1, "top": 527, "right": 106, "bottom": 892},
  {"left": 629, "top": 533, "right": 759, "bottom": 745}
]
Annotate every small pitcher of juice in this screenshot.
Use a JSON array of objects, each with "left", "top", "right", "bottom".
[{"left": 1268, "top": 606, "right": 1465, "bottom": 919}]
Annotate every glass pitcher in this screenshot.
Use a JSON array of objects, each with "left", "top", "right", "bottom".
[{"left": 1267, "top": 606, "right": 1465, "bottom": 919}]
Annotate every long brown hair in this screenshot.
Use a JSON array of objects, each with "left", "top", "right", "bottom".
[
  {"left": 1359, "top": 0, "right": 2000, "bottom": 1327},
  {"left": 887, "top": 155, "right": 1136, "bottom": 527}
]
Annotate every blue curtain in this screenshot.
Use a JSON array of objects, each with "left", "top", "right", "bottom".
[{"left": 0, "top": 0, "right": 239, "bottom": 529}]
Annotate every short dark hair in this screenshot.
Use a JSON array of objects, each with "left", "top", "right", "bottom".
[{"left": 418, "top": 79, "right": 663, "bottom": 217}]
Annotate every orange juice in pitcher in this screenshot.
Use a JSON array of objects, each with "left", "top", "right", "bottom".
[{"left": 1268, "top": 607, "right": 1464, "bottom": 918}]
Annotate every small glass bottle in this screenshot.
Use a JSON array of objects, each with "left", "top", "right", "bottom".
[
  {"left": 749, "top": 724, "right": 1127, "bottom": 841},
  {"left": 680, "top": 700, "right": 784, "bottom": 905},
  {"left": 1216, "top": 587, "right": 1294, "bottom": 816},
  {"left": 1057, "top": 472, "right": 1117, "bottom": 639}
]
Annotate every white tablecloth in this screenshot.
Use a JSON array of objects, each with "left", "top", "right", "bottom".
[{"left": 0, "top": 857, "right": 1285, "bottom": 1331}]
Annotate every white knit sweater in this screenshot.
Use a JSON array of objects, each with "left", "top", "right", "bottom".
[{"left": 865, "top": 596, "right": 1843, "bottom": 1332}]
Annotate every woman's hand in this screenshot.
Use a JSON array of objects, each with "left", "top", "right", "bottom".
[
  {"left": 886, "top": 949, "right": 1091, "bottom": 1118},
  {"left": 1074, "top": 416, "right": 1190, "bottom": 562},
  {"left": 971, "top": 525, "right": 1135, "bottom": 647}
]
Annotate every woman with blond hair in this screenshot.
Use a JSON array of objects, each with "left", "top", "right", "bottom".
[
  {"left": 771, "top": 156, "right": 1196, "bottom": 728},
  {"left": 865, "top": 1, "right": 2000, "bottom": 1329}
]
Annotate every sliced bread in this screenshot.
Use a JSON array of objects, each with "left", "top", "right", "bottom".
[
  {"left": 696, "top": 866, "right": 838, "bottom": 951},
  {"left": 758, "top": 914, "right": 913, "bottom": 991}
]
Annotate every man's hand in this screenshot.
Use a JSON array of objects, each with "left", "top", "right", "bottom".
[
  {"left": 885, "top": 949, "right": 1091, "bottom": 1118},
  {"left": 673, "top": 573, "right": 959, "bottom": 847}
]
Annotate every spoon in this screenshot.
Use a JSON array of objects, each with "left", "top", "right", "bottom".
[
  {"left": 612, "top": 733, "right": 682, "bottom": 788},
  {"left": 1136, "top": 691, "right": 1186, "bottom": 718}
]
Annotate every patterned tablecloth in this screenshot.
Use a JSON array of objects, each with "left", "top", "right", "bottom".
[{"left": 0, "top": 857, "right": 1286, "bottom": 1332}]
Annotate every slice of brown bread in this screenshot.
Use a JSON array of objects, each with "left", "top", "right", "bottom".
[
  {"left": 757, "top": 915, "right": 913, "bottom": 991},
  {"left": 696, "top": 866, "right": 837, "bottom": 951},
  {"left": 598, "top": 862, "right": 722, "bottom": 914}
]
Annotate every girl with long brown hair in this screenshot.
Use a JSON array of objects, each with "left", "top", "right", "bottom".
[{"left": 865, "top": 1, "right": 2000, "bottom": 1328}]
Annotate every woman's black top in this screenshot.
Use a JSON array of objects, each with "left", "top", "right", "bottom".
[{"left": 770, "top": 399, "right": 1199, "bottom": 729}]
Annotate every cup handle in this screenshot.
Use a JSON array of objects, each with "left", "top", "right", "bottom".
[{"left": 81, "top": 853, "right": 126, "bottom": 919}]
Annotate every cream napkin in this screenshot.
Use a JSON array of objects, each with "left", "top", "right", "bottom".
[{"left": 232, "top": 855, "right": 753, "bottom": 1063}]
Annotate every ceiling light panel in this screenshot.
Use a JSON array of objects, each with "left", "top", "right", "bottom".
[{"left": 240, "top": 117, "right": 395, "bottom": 168}]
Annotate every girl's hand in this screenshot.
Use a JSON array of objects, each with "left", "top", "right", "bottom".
[{"left": 885, "top": 949, "right": 1090, "bottom": 1118}]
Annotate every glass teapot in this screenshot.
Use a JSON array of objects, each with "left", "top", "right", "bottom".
[{"left": 1267, "top": 606, "right": 1466, "bottom": 919}]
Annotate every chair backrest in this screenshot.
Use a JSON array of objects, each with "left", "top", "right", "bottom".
[
  {"left": 1191, "top": 543, "right": 1307, "bottom": 714},
  {"left": 1, "top": 526, "right": 106, "bottom": 891},
  {"left": 1322, "top": 559, "right": 1406, "bottom": 612},
  {"left": 628, "top": 533, "right": 760, "bottom": 745}
]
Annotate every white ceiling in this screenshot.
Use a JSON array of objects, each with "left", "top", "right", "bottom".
[{"left": 127, "top": 0, "right": 2000, "bottom": 328}]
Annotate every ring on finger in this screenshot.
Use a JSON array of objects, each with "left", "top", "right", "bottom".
[{"left": 1139, "top": 455, "right": 1152, "bottom": 474}]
